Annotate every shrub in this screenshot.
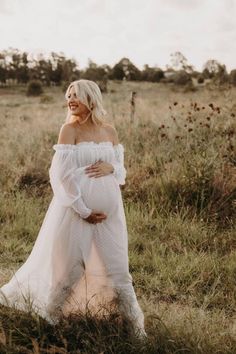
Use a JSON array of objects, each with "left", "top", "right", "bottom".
[
  {"left": 26, "top": 80, "right": 43, "bottom": 96},
  {"left": 141, "top": 67, "right": 164, "bottom": 82},
  {"left": 197, "top": 75, "right": 205, "bottom": 84},
  {"left": 183, "top": 82, "right": 198, "bottom": 92},
  {"left": 173, "top": 70, "right": 192, "bottom": 85}
]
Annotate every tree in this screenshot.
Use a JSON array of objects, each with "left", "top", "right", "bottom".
[
  {"left": 111, "top": 58, "right": 141, "bottom": 80},
  {"left": 170, "top": 51, "right": 194, "bottom": 73},
  {"left": 17, "top": 52, "right": 30, "bottom": 83},
  {"left": 0, "top": 51, "right": 7, "bottom": 84},
  {"left": 48, "top": 52, "right": 79, "bottom": 85},
  {"left": 229, "top": 69, "right": 236, "bottom": 86},
  {"left": 203, "top": 59, "right": 222, "bottom": 75},
  {"left": 81, "top": 59, "right": 108, "bottom": 81},
  {"left": 141, "top": 64, "right": 164, "bottom": 82},
  {"left": 202, "top": 59, "right": 229, "bottom": 84}
]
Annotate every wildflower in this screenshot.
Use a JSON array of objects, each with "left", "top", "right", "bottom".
[{"left": 228, "top": 129, "right": 235, "bottom": 136}]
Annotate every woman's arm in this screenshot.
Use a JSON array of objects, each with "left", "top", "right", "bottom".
[
  {"left": 84, "top": 125, "right": 127, "bottom": 185},
  {"left": 49, "top": 124, "right": 92, "bottom": 219},
  {"left": 108, "top": 125, "right": 127, "bottom": 185}
]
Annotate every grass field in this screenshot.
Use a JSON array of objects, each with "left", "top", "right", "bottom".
[{"left": 0, "top": 80, "right": 235, "bottom": 353}]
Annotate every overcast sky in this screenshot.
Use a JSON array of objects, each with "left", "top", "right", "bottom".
[{"left": 0, "top": 0, "right": 235, "bottom": 71}]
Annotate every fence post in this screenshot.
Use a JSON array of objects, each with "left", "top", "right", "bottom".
[{"left": 130, "top": 91, "right": 137, "bottom": 123}]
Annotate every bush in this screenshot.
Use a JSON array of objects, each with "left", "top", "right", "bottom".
[
  {"left": 197, "top": 75, "right": 205, "bottom": 84},
  {"left": 27, "top": 80, "right": 43, "bottom": 96},
  {"left": 141, "top": 67, "right": 164, "bottom": 82},
  {"left": 183, "top": 82, "right": 198, "bottom": 92},
  {"left": 173, "top": 70, "right": 192, "bottom": 85}
]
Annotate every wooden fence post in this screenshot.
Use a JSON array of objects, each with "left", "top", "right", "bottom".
[{"left": 130, "top": 91, "right": 137, "bottom": 123}]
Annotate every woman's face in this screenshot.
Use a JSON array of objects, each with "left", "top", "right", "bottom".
[{"left": 67, "top": 85, "right": 90, "bottom": 116}]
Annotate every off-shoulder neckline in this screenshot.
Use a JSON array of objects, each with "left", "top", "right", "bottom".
[{"left": 53, "top": 141, "right": 124, "bottom": 150}]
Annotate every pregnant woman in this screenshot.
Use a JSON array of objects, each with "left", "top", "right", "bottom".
[{"left": 0, "top": 79, "right": 146, "bottom": 338}]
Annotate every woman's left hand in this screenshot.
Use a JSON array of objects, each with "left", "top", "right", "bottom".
[{"left": 85, "top": 160, "right": 114, "bottom": 178}]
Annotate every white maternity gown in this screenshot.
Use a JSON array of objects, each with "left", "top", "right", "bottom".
[{"left": 0, "top": 141, "right": 145, "bottom": 336}]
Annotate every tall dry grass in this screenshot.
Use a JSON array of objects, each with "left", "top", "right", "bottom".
[{"left": 0, "top": 81, "right": 235, "bottom": 353}]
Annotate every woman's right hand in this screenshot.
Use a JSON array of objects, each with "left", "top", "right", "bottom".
[{"left": 84, "top": 212, "right": 107, "bottom": 224}]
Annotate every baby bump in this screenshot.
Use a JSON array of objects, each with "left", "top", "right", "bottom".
[{"left": 79, "top": 174, "right": 120, "bottom": 215}]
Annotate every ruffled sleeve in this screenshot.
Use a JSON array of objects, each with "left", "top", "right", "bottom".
[
  {"left": 49, "top": 145, "right": 92, "bottom": 219},
  {"left": 111, "top": 144, "right": 127, "bottom": 185}
]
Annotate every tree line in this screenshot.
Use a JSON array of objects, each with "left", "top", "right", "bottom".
[{"left": 0, "top": 48, "right": 236, "bottom": 87}]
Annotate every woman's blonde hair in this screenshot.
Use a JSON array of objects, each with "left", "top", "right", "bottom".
[{"left": 65, "top": 79, "right": 107, "bottom": 125}]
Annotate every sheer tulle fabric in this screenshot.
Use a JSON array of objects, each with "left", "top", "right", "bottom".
[{"left": 0, "top": 142, "right": 145, "bottom": 335}]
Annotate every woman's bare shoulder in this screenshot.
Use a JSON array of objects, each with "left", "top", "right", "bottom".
[
  {"left": 102, "top": 122, "right": 117, "bottom": 134},
  {"left": 58, "top": 122, "right": 76, "bottom": 144},
  {"left": 103, "top": 123, "right": 119, "bottom": 144}
]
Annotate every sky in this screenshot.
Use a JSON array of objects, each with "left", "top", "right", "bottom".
[{"left": 0, "top": 0, "right": 235, "bottom": 72}]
